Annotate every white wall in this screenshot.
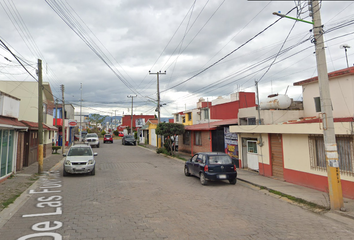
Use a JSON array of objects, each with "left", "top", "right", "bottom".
[{"left": 302, "top": 75, "right": 354, "bottom": 118}]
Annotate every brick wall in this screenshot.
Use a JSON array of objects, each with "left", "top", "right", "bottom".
[{"left": 179, "top": 131, "right": 211, "bottom": 155}]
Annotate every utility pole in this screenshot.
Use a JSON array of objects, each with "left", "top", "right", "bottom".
[
  {"left": 115, "top": 110, "right": 117, "bottom": 131},
  {"left": 273, "top": 0, "right": 344, "bottom": 211},
  {"left": 127, "top": 95, "right": 137, "bottom": 134},
  {"left": 55, "top": 99, "right": 58, "bottom": 146},
  {"left": 311, "top": 0, "right": 343, "bottom": 210},
  {"left": 149, "top": 70, "right": 166, "bottom": 148},
  {"left": 80, "top": 83, "right": 82, "bottom": 142},
  {"left": 37, "top": 59, "right": 43, "bottom": 174},
  {"left": 61, "top": 84, "right": 66, "bottom": 154}
]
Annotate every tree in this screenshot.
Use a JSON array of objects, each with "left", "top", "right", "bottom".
[
  {"left": 156, "top": 123, "right": 185, "bottom": 155},
  {"left": 89, "top": 114, "right": 106, "bottom": 129}
]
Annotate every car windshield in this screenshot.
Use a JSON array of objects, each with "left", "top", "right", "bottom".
[
  {"left": 208, "top": 155, "right": 232, "bottom": 164},
  {"left": 86, "top": 134, "right": 97, "bottom": 138},
  {"left": 68, "top": 147, "right": 92, "bottom": 156},
  {"left": 105, "top": 135, "right": 111, "bottom": 138},
  {"left": 126, "top": 135, "right": 134, "bottom": 139}
]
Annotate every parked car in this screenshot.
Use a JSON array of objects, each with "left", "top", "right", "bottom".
[
  {"left": 184, "top": 152, "right": 237, "bottom": 185},
  {"left": 118, "top": 132, "right": 124, "bottom": 137},
  {"left": 85, "top": 133, "right": 100, "bottom": 148},
  {"left": 122, "top": 135, "right": 136, "bottom": 145},
  {"left": 103, "top": 134, "right": 113, "bottom": 143},
  {"left": 62, "top": 144, "right": 97, "bottom": 176}
]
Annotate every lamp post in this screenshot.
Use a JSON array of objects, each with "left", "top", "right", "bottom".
[{"left": 340, "top": 44, "right": 350, "bottom": 68}]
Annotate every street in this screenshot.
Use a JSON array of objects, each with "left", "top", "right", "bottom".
[{"left": 1, "top": 140, "right": 354, "bottom": 240}]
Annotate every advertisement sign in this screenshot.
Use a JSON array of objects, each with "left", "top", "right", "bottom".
[
  {"left": 224, "top": 126, "right": 238, "bottom": 159},
  {"left": 68, "top": 120, "right": 77, "bottom": 126}
]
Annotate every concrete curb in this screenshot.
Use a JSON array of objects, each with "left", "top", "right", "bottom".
[{"left": 0, "top": 157, "right": 65, "bottom": 229}]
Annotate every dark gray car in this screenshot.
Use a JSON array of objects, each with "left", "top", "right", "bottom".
[{"left": 122, "top": 135, "right": 136, "bottom": 145}]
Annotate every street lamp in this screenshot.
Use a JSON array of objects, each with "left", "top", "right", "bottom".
[{"left": 340, "top": 44, "right": 350, "bottom": 68}]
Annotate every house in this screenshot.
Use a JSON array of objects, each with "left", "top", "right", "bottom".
[
  {"left": 230, "top": 66, "right": 354, "bottom": 199},
  {"left": 0, "top": 92, "right": 28, "bottom": 182},
  {"left": 0, "top": 81, "right": 57, "bottom": 169},
  {"left": 121, "top": 114, "right": 155, "bottom": 132},
  {"left": 174, "top": 92, "right": 256, "bottom": 159},
  {"left": 53, "top": 104, "right": 75, "bottom": 146}
]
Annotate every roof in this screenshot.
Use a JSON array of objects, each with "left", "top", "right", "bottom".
[
  {"left": 293, "top": 66, "right": 354, "bottom": 86},
  {"left": 286, "top": 117, "right": 354, "bottom": 124},
  {"left": 185, "top": 119, "right": 238, "bottom": 131},
  {"left": 146, "top": 119, "right": 158, "bottom": 125},
  {"left": 21, "top": 120, "right": 57, "bottom": 130},
  {"left": 0, "top": 116, "right": 28, "bottom": 129}
]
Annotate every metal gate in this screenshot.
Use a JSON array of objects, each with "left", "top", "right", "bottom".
[
  {"left": 270, "top": 134, "right": 284, "bottom": 179},
  {"left": 212, "top": 129, "right": 224, "bottom": 152}
]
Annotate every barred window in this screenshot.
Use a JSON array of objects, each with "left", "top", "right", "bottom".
[
  {"left": 195, "top": 131, "right": 202, "bottom": 146},
  {"left": 309, "top": 135, "right": 354, "bottom": 176},
  {"left": 183, "top": 131, "right": 190, "bottom": 145}
]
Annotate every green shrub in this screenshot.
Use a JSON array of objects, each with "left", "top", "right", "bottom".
[
  {"left": 113, "top": 130, "right": 119, "bottom": 136},
  {"left": 101, "top": 130, "right": 106, "bottom": 135},
  {"left": 156, "top": 147, "right": 169, "bottom": 154}
]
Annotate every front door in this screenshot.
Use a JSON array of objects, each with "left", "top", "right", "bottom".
[
  {"left": 247, "top": 140, "right": 259, "bottom": 171},
  {"left": 269, "top": 134, "right": 284, "bottom": 180}
]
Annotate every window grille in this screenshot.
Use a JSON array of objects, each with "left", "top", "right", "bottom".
[{"left": 309, "top": 135, "right": 354, "bottom": 176}]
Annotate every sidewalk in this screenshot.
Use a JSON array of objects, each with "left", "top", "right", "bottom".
[
  {"left": 143, "top": 144, "right": 354, "bottom": 220},
  {"left": 0, "top": 147, "right": 65, "bottom": 213}
]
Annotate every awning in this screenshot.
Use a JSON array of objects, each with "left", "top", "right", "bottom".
[
  {"left": 21, "top": 120, "right": 57, "bottom": 131},
  {"left": 0, "top": 116, "right": 28, "bottom": 130},
  {"left": 185, "top": 119, "right": 238, "bottom": 131}
]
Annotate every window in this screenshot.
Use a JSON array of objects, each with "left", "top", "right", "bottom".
[
  {"left": 187, "top": 112, "right": 191, "bottom": 121},
  {"left": 309, "top": 135, "right": 354, "bottom": 175},
  {"left": 248, "top": 118, "right": 256, "bottom": 125},
  {"left": 183, "top": 131, "right": 190, "bottom": 145},
  {"left": 195, "top": 131, "right": 202, "bottom": 146},
  {"left": 176, "top": 115, "right": 179, "bottom": 122},
  {"left": 0, "top": 130, "right": 14, "bottom": 177},
  {"left": 182, "top": 116, "right": 185, "bottom": 123},
  {"left": 247, "top": 141, "right": 257, "bottom": 153},
  {"left": 204, "top": 109, "right": 209, "bottom": 120}
]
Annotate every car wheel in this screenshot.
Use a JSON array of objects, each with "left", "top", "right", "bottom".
[
  {"left": 97, "top": 144, "right": 100, "bottom": 148},
  {"left": 229, "top": 178, "right": 237, "bottom": 185},
  {"left": 63, "top": 168, "right": 68, "bottom": 176},
  {"left": 200, "top": 173, "right": 207, "bottom": 185},
  {"left": 134, "top": 142, "right": 136, "bottom": 146},
  {"left": 184, "top": 166, "right": 190, "bottom": 176},
  {"left": 91, "top": 166, "right": 96, "bottom": 176}
]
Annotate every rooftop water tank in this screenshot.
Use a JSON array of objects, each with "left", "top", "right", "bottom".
[{"left": 260, "top": 94, "right": 291, "bottom": 110}]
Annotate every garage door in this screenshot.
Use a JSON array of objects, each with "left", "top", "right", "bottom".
[{"left": 150, "top": 129, "right": 157, "bottom": 147}]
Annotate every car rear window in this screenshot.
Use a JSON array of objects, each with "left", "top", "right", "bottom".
[
  {"left": 208, "top": 155, "right": 232, "bottom": 164},
  {"left": 105, "top": 135, "right": 111, "bottom": 137}
]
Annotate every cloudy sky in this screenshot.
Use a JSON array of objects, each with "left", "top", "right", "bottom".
[{"left": 0, "top": 0, "right": 353, "bottom": 118}]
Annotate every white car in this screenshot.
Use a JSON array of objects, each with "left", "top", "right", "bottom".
[
  {"left": 85, "top": 133, "right": 100, "bottom": 148},
  {"left": 63, "top": 144, "right": 97, "bottom": 176}
]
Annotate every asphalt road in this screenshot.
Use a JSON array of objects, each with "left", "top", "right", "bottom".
[{"left": 1, "top": 140, "right": 354, "bottom": 240}]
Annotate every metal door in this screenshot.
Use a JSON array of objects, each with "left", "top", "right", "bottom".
[{"left": 247, "top": 140, "right": 259, "bottom": 171}]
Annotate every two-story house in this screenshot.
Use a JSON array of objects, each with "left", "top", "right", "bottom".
[
  {"left": 0, "top": 80, "right": 57, "bottom": 172},
  {"left": 173, "top": 92, "right": 256, "bottom": 159},
  {"left": 0, "top": 91, "right": 28, "bottom": 182},
  {"left": 230, "top": 66, "right": 354, "bottom": 199}
]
